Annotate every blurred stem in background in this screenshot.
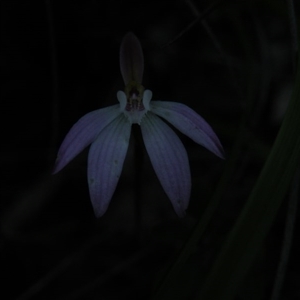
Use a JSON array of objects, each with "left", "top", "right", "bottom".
[
  {"left": 271, "top": 1, "right": 299, "bottom": 299},
  {"left": 271, "top": 169, "right": 299, "bottom": 300}
]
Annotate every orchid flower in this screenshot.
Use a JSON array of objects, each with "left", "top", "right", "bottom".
[{"left": 53, "top": 32, "right": 224, "bottom": 217}]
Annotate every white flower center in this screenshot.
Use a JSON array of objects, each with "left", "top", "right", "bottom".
[{"left": 117, "top": 82, "right": 152, "bottom": 125}]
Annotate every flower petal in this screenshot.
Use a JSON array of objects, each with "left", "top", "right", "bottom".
[
  {"left": 88, "top": 114, "right": 131, "bottom": 217},
  {"left": 142, "top": 89, "right": 152, "bottom": 110},
  {"left": 53, "top": 105, "right": 120, "bottom": 174},
  {"left": 151, "top": 101, "right": 225, "bottom": 159},
  {"left": 120, "top": 32, "right": 144, "bottom": 85},
  {"left": 141, "top": 112, "right": 191, "bottom": 217}
]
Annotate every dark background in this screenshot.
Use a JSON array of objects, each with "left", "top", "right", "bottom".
[{"left": 1, "top": 0, "right": 299, "bottom": 299}]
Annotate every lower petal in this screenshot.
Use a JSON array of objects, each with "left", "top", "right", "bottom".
[
  {"left": 141, "top": 112, "right": 191, "bottom": 217},
  {"left": 88, "top": 115, "right": 131, "bottom": 217}
]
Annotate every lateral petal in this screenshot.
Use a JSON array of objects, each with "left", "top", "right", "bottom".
[
  {"left": 53, "top": 105, "right": 120, "bottom": 174},
  {"left": 88, "top": 115, "right": 131, "bottom": 217},
  {"left": 141, "top": 112, "right": 191, "bottom": 217},
  {"left": 151, "top": 101, "right": 224, "bottom": 159}
]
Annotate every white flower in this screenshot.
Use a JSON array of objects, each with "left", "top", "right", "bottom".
[{"left": 53, "top": 32, "right": 224, "bottom": 217}]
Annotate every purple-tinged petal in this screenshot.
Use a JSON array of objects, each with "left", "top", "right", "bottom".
[
  {"left": 141, "top": 112, "right": 191, "bottom": 217},
  {"left": 120, "top": 32, "right": 144, "bottom": 85},
  {"left": 53, "top": 105, "right": 120, "bottom": 174},
  {"left": 151, "top": 101, "right": 225, "bottom": 159},
  {"left": 88, "top": 115, "right": 131, "bottom": 217}
]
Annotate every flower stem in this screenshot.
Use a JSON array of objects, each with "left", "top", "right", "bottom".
[{"left": 132, "top": 124, "right": 144, "bottom": 240}]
